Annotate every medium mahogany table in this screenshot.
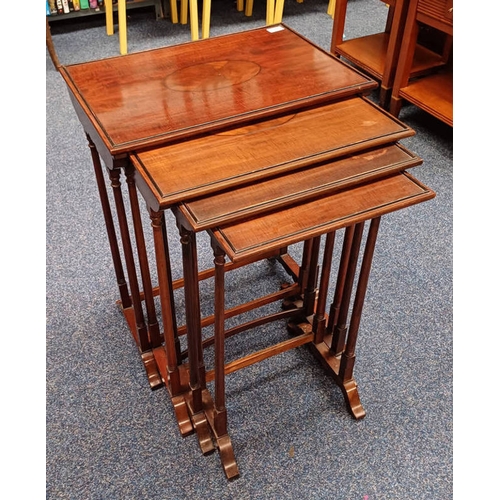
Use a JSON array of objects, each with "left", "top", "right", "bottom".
[
  {"left": 131, "top": 97, "right": 435, "bottom": 476},
  {"left": 59, "top": 24, "right": 377, "bottom": 393}
]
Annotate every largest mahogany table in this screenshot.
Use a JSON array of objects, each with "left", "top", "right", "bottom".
[{"left": 60, "top": 24, "right": 377, "bottom": 391}]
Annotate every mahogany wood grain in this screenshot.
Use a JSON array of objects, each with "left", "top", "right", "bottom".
[
  {"left": 211, "top": 171, "right": 435, "bottom": 264},
  {"left": 60, "top": 24, "right": 376, "bottom": 158},
  {"left": 131, "top": 98, "right": 415, "bottom": 212},
  {"left": 175, "top": 144, "right": 422, "bottom": 231}
]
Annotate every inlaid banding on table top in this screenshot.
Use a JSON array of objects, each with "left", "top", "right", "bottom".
[
  {"left": 131, "top": 97, "right": 414, "bottom": 211},
  {"left": 60, "top": 24, "right": 377, "bottom": 152},
  {"left": 211, "top": 172, "right": 435, "bottom": 263},
  {"left": 177, "top": 144, "right": 422, "bottom": 231},
  {"left": 165, "top": 61, "right": 261, "bottom": 92}
]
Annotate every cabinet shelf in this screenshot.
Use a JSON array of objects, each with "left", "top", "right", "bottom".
[
  {"left": 397, "top": 67, "right": 452, "bottom": 126},
  {"left": 389, "top": 0, "right": 452, "bottom": 125},
  {"left": 334, "top": 31, "right": 446, "bottom": 83}
]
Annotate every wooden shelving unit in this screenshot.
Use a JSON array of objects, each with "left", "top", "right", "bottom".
[
  {"left": 330, "top": 0, "right": 448, "bottom": 109},
  {"left": 389, "top": 0, "right": 453, "bottom": 126}
]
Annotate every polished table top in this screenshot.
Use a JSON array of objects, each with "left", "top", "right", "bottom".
[
  {"left": 131, "top": 97, "right": 415, "bottom": 212},
  {"left": 60, "top": 24, "right": 377, "bottom": 163},
  {"left": 174, "top": 143, "right": 422, "bottom": 232},
  {"left": 209, "top": 171, "right": 435, "bottom": 263}
]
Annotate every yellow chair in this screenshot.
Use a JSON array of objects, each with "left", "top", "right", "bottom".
[
  {"left": 104, "top": 0, "right": 174, "bottom": 55},
  {"left": 185, "top": 0, "right": 244, "bottom": 40},
  {"left": 245, "top": 0, "right": 277, "bottom": 25},
  {"left": 104, "top": 0, "right": 127, "bottom": 55},
  {"left": 327, "top": 0, "right": 336, "bottom": 17},
  {"left": 103, "top": 0, "right": 263, "bottom": 51},
  {"left": 245, "top": 0, "right": 334, "bottom": 26}
]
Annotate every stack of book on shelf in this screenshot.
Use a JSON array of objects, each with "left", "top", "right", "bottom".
[{"left": 47, "top": 0, "right": 105, "bottom": 17}]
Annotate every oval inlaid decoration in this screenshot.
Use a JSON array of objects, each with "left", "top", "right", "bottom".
[{"left": 165, "top": 60, "right": 261, "bottom": 92}]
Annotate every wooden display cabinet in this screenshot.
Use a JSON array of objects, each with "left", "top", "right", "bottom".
[
  {"left": 330, "top": 0, "right": 448, "bottom": 109},
  {"left": 389, "top": 0, "right": 453, "bottom": 126}
]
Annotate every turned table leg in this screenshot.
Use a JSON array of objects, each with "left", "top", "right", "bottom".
[
  {"left": 307, "top": 219, "right": 382, "bottom": 420},
  {"left": 178, "top": 225, "right": 214, "bottom": 454},
  {"left": 313, "top": 231, "right": 336, "bottom": 344},
  {"left": 87, "top": 136, "right": 131, "bottom": 310},
  {"left": 339, "top": 217, "right": 381, "bottom": 382},
  {"left": 125, "top": 165, "right": 162, "bottom": 349},
  {"left": 150, "top": 208, "right": 193, "bottom": 435},
  {"left": 211, "top": 243, "right": 239, "bottom": 480},
  {"left": 330, "top": 222, "right": 365, "bottom": 356},
  {"left": 87, "top": 136, "right": 165, "bottom": 388}
]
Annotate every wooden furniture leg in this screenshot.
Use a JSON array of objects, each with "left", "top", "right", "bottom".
[
  {"left": 339, "top": 217, "right": 381, "bottom": 381},
  {"left": 199, "top": 235, "right": 321, "bottom": 478},
  {"left": 389, "top": 0, "right": 419, "bottom": 117},
  {"left": 303, "top": 236, "right": 321, "bottom": 316},
  {"left": 86, "top": 137, "right": 164, "bottom": 389},
  {"left": 125, "top": 165, "right": 162, "bottom": 349},
  {"left": 46, "top": 17, "right": 61, "bottom": 70},
  {"left": 330, "top": 0, "right": 411, "bottom": 109},
  {"left": 109, "top": 168, "right": 151, "bottom": 354},
  {"left": 308, "top": 219, "right": 381, "bottom": 419},
  {"left": 118, "top": 0, "right": 127, "bottom": 55},
  {"left": 150, "top": 209, "right": 193, "bottom": 436},
  {"left": 87, "top": 137, "right": 131, "bottom": 311},
  {"left": 327, "top": 0, "right": 336, "bottom": 17},
  {"left": 211, "top": 243, "right": 239, "bottom": 479},
  {"left": 104, "top": 0, "right": 114, "bottom": 35},
  {"left": 325, "top": 225, "right": 353, "bottom": 343},
  {"left": 245, "top": 0, "right": 275, "bottom": 25},
  {"left": 189, "top": 0, "right": 199, "bottom": 40},
  {"left": 313, "top": 231, "right": 336, "bottom": 343},
  {"left": 201, "top": 0, "right": 211, "bottom": 39},
  {"left": 180, "top": 0, "right": 188, "bottom": 24},
  {"left": 330, "top": 0, "right": 348, "bottom": 53},
  {"left": 103, "top": 0, "right": 128, "bottom": 54},
  {"left": 330, "top": 222, "right": 365, "bottom": 355},
  {"left": 178, "top": 225, "right": 215, "bottom": 454}
]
